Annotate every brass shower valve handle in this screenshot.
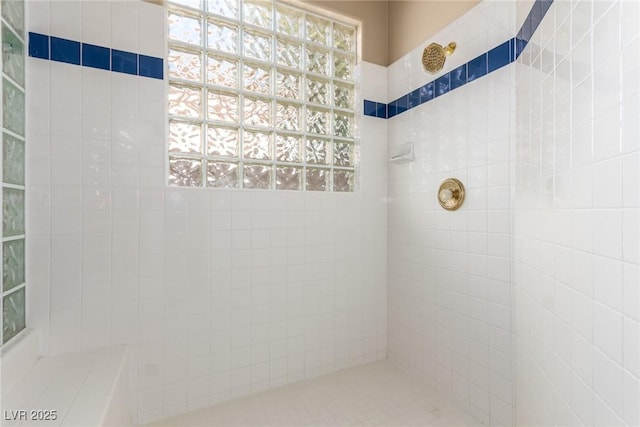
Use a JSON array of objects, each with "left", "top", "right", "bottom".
[{"left": 438, "top": 178, "right": 465, "bottom": 211}]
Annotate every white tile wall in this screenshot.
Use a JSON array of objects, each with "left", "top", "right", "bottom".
[
  {"left": 25, "top": 1, "right": 388, "bottom": 423},
  {"left": 515, "top": 0, "right": 640, "bottom": 426}
]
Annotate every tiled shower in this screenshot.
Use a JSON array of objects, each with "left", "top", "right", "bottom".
[{"left": 0, "top": 0, "right": 638, "bottom": 426}]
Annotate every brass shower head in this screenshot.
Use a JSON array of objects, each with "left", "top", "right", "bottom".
[{"left": 422, "top": 42, "right": 457, "bottom": 74}]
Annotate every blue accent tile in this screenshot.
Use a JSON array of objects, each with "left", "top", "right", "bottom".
[
  {"left": 515, "top": 38, "right": 527, "bottom": 59},
  {"left": 28, "top": 32, "right": 49, "bottom": 59},
  {"left": 450, "top": 64, "right": 467, "bottom": 90},
  {"left": 375, "top": 102, "right": 387, "bottom": 119},
  {"left": 435, "top": 74, "right": 450, "bottom": 97},
  {"left": 467, "top": 54, "right": 487, "bottom": 82},
  {"left": 112, "top": 49, "right": 138, "bottom": 75},
  {"left": 82, "top": 43, "right": 110, "bottom": 70},
  {"left": 488, "top": 40, "right": 512, "bottom": 73},
  {"left": 388, "top": 102, "right": 397, "bottom": 118},
  {"left": 520, "top": 15, "right": 532, "bottom": 43},
  {"left": 396, "top": 95, "right": 408, "bottom": 114},
  {"left": 530, "top": 0, "right": 543, "bottom": 33},
  {"left": 50, "top": 36, "right": 80, "bottom": 65},
  {"left": 419, "top": 82, "right": 434, "bottom": 103},
  {"left": 541, "top": 0, "right": 553, "bottom": 16},
  {"left": 408, "top": 89, "right": 420, "bottom": 108},
  {"left": 139, "top": 55, "right": 164, "bottom": 79},
  {"left": 364, "top": 100, "right": 376, "bottom": 116}
]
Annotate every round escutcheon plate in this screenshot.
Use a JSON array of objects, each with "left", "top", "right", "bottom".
[{"left": 438, "top": 178, "right": 465, "bottom": 211}]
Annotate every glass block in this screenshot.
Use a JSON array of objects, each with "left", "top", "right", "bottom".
[
  {"left": 306, "top": 137, "right": 329, "bottom": 164},
  {"left": 207, "top": 0, "right": 238, "bottom": 18},
  {"left": 168, "top": 48, "right": 201, "bottom": 82},
  {"left": 3, "top": 133, "right": 24, "bottom": 185},
  {"left": 244, "top": 29, "right": 271, "bottom": 62},
  {"left": 207, "top": 126, "right": 239, "bottom": 157},
  {"left": 333, "top": 23, "right": 355, "bottom": 52},
  {"left": 334, "top": 83, "right": 354, "bottom": 109},
  {"left": 243, "top": 97, "right": 272, "bottom": 127},
  {"left": 169, "top": 11, "right": 201, "bottom": 45},
  {"left": 3, "top": 238, "right": 25, "bottom": 292},
  {"left": 334, "top": 54, "right": 353, "bottom": 80},
  {"left": 169, "top": 157, "right": 202, "bottom": 186},
  {"left": 306, "top": 77, "right": 329, "bottom": 105},
  {"left": 276, "top": 166, "right": 301, "bottom": 190},
  {"left": 276, "top": 102, "right": 301, "bottom": 131},
  {"left": 306, "top": 48, "right": 329, "bottom": 75},
  {"left": 207, "top": 91, "right": 239, "bottom": 122},
  {"left": 1, "top": 0, "right": 24, "bottom": 35},
  {"left": 243, "top": 164, "right": 272, "bottom": 189},
  {"left": 243, "top": 62, "right": 271, "bottom": 94},
  {"left": 243, "top": 130, "right": 272, "bottom": 160},
  {"left": 276, "top": 4, "right": 302, "bottom": 37},
  {"left": 171, "top": 0, "right": 200, "bottom": 9},
  {"left": 3, "top": 287, "right": 25, "bottom": 344},
  {"left": 207, "top": 55, "right": 238, "bottom": 88},
  {"left": 276, "top": 70, "right": 300, "bottom": 99},
  {"left": 334, "top": 113, "right": 354, "bottom": 138},
  {"left": 169, "top": 120, "right": 202, "bottom": 154},
  {"left": 306, "top": 168, "right": 328, "bottom": 191},
  {"left": 333, "top": 169, "right": 355, "bottom": 192},
  {"left": 276, "top": 134, "right": 301, "bottom": 162},
  {"left": 2, "top": 188, "right": 24, "bottom": 237},
  {"left": 207, "top": 19, "right": 238, "bottom": 53},
  {"left": 244, "top": 0, "right": 272, "bottom": 29},
  {"left": 276, "top": 38, "right": 302, "bottom": 69},
  {"left": 306, "top": 15, "right": 330, "bottom": 44},
  {"left": 207, "top": 161, "right": 239, "bottom": 188},
  {"left": 306, "top": 108, "right": 330, "bottom": 135},
  {"left": 2, "top": 24, "right": 24, "bottom": 87},
  {"left": 334, "top": 140, "right": 354, "bottom": 167},
  {"left": 168, "top": 84, "right": 202, "bottom": 118},
  {"left": 3, "top": 79, "right": 24, "bottom": 136}
]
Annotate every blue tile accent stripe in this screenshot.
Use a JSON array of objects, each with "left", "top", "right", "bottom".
[
  {"left": 28, "top": 32, "right": 163, "bottom": 80},
  {"left": 364, "top": 0, "right": 553, "bottom": 119}
]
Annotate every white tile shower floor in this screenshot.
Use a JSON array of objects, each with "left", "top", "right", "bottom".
[{"left": 146, "top": 361, "right": 483, "bottom": 427}]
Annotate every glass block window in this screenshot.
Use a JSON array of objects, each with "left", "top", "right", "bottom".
[{"left": 167, "top": 0, "right": 357, "bottom": 191}]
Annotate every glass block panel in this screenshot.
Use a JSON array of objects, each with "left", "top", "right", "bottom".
[
  {"left": 243, "top": 130, "right": 272, "bottom": 160},
  {"left": 334, "top": 83, "right": 354, "bottom": 109},
  {"left": 306, "top": 108, "right": 330, "bottom": 135},
  {"left": 333, "top": 23, "right": 355, "bottom": 52},
  {"left": 207, "top": 0, "right": 238, "bottom": 18},
  {"left": 276, "top": 70, "right": 300, "bottom": 99},
  {"left": 3, "top": 79, "right": 24, "bottom": 136},
  {"left": 276, "top": 4, "right": 302, "bottom": 37},
  {"left": 244, "top": 0, "right": 272, "bottom": 29},
  {"left": 207, "top": 91, "right": 239, "bottom": 122},
  {"left": 169, "top": 11, "right": 201, "bottom": 45},
  {"left": 3, "top": 133, "right": 24, "bottom": 185},
  {"left": 306, "top": 137, "right": 329, "bottom": 164},
  {"left": 334, "top": 54, "right": 353, "bottom": 80},
  {"left": 169, "top": 120, "right": 202, "bottom": 154},
  {"left": 276, "top": 166, "right": 301, "bottom": 190},
  {"left": 333, "top": 169, "right": 355, "bottom": 192},
  {"left": 3, "top": 287, "right": 25, "bottom": 345},
  {"left": 276, "top": 102, "right": 301, "bottom": 131},
  {"left": 276, "top": 38, "right": 302, "bottom": 69},
  {"left": 169, "top": 84, "right": 202, "bottom": 118},
  {"left": 243, "top": 97, "right": 272, "bottom": 127},
  {"left": 207, "top": 161, "right": 239, "bottom": 188},
  {"left": 306, "top": 48, "right": 329, "bottom": 75},
  {"left": 169, "top": 157, "right": 202, "bottom": 186},
  {"left": 306, "top": 77, "right": 329, "bottom": 105},
  {"left": 334, "top": 140, "right": 354, "bottom": 167},
  {"left": 3, "top": 239, "right": 25, "bottom": 292},
  {"left": 168, "top": 48, "right": 201, "bottom": 82},
  {"left": 306, "top": 15, "right": 330, "bottom": 45},
  {"left": 2, "top": 0, "right": 24, "bottom": 35},
  {"left": 2, "top": 24, "right": 24, "bottom": 87},
  {"left": 306, "top": 168, "right": 328, "bottom": 191},
  {"left": 276, "top": 134, "right": 301, "bottom": 162},
  {"left": 244, "top": 29, "right": 272, "bottom": 62},
  {"left": 207, "top": 126, "right": 239, "bottom": 157},
  {"left": 244, "top": 164, "right": 272, "bottom": 189},
  {"left": 207, "top": 55, "right": 238, "bottom": 88},
  {"left": 243, "top": 62, "right": 271, "bottom": 94},
  {"left": 2, "top": 188, "right": 24, "bottom": 237},
  {"left": 207, "top": 19, "right": 238, "bottom": 53},
  {"left": 334, "top": 113, "right": 354, "bottom": 138}
]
